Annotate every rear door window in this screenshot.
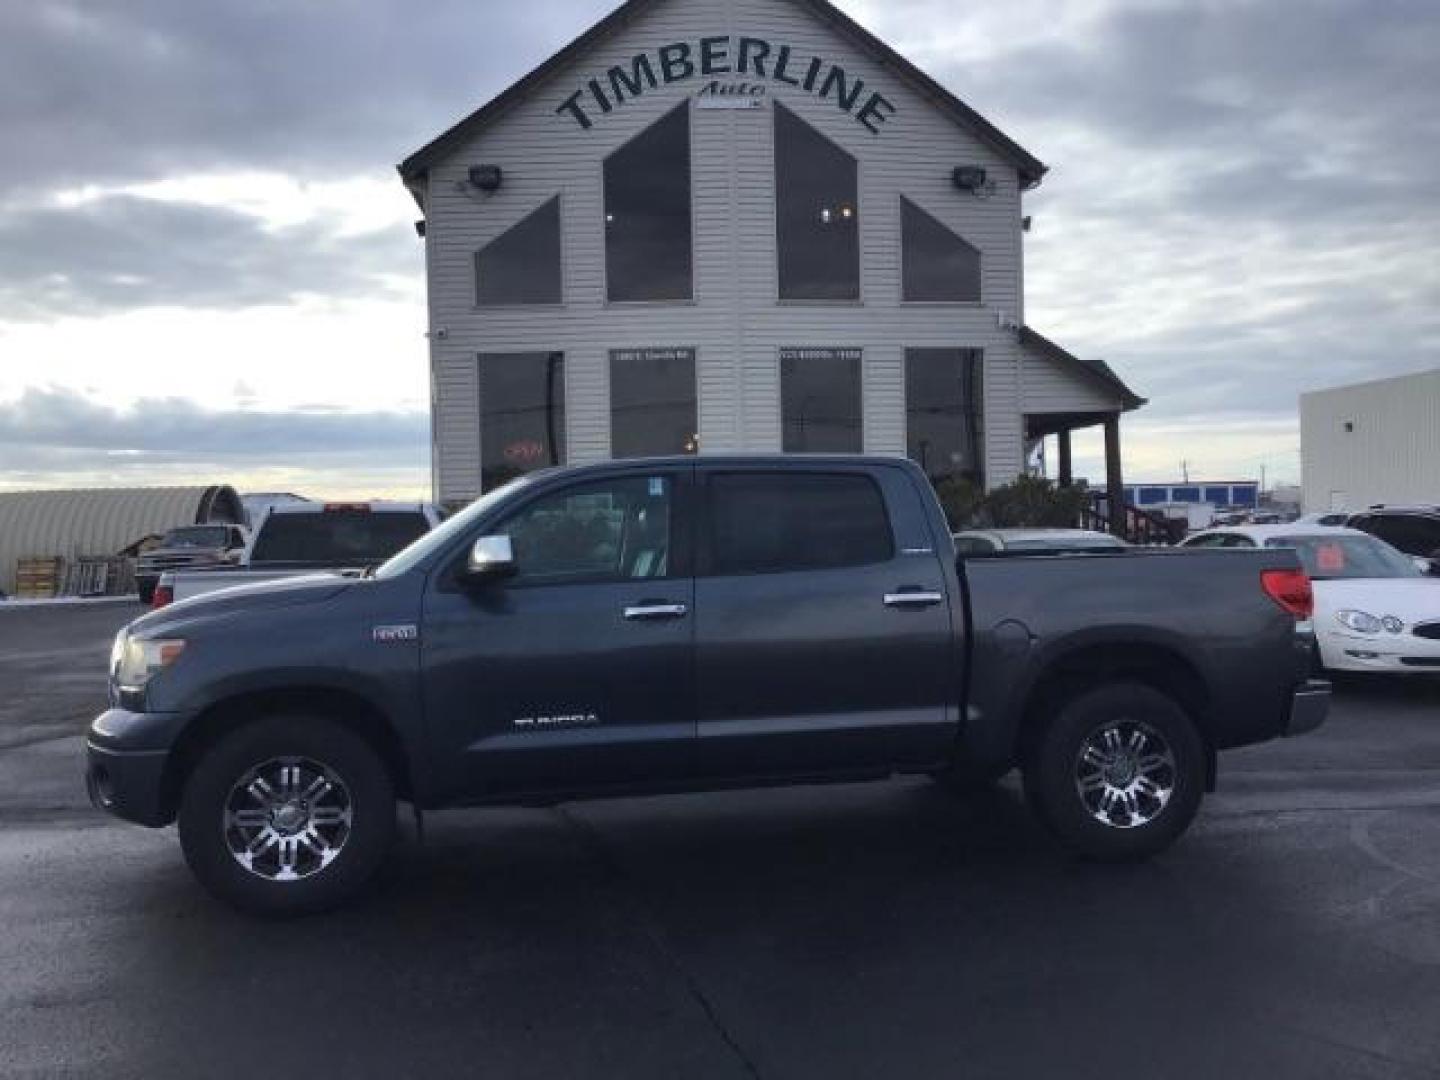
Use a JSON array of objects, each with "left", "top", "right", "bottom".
[{"left": 706, "top": 472, "right": 893, "bottom": 576}]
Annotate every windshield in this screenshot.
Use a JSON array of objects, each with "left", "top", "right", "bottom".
[
  {"left": 251, "top": 511, "right": 430, "bottom": 566},
  {"left": 160, "top": 526, "right": 230, "bottom": 549},
  {"left": 375, "top": 477, "right": 534, "bottom": 580},
  {"left": 1265, "top": 534, "right": 1422, "bottom": 581}
]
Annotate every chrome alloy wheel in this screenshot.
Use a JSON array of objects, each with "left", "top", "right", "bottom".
[
  {"left": 1074, "top": 720, "right": 1176, "bottom": 830},
  {"left": 223, "top": 758, "right": 353, "bottom": 882}
]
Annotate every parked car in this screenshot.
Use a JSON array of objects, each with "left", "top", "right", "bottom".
[
  {"left": 1346, "top": 506, "right": 1440, "bottom": 571},
  {"left": 135, "top": 524, "right": 250, "bottom": 604},
  {"left": 88, "top": 456, "right": 1328, "bottom": 915},
  {"left": 153, "top": 502, "right": 442, "bottom": 608},
  {"left": 1182, "top": 525, "right": 1440, "bottom": 674},
  {"left": 1294, "top": 512, "right": 1350, "bottom": 528},
  {"left": 953, "top": 528, "right": 1128, "bottom": 555}
]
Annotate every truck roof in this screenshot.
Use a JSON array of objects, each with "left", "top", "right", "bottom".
[
  {"left": 519, "top": 454, "right": 916, "bottom": 479},
  {"left": 266, "top": 501, "right": 435, "bottom": 515}
]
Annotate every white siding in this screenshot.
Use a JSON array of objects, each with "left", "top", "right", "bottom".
[
  {"left": 419, "top": 0, "right": 1104, "bottom": 502},
  {"left": 1301, "top": 369, "right": 1440, "bottom": 513}
]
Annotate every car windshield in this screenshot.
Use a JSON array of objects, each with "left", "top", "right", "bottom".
[
  {"left": 159, "top": 526, "right": 230, "bottom": 548},
  {"left": 375, "top": 477, "right": 535, "bottom": 580},
  {"left": 1265, "top": 534, "right": 1422, "bottom": 581},
  {"left": 250, "top": 511, "right": 430, "bottom": 566},
  {"left": 1006, "top": 535, "right": 1123, "bottom": 552}
]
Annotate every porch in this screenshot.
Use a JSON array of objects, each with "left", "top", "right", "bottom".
[{"left": 1017, "top": 327, "right": 1174, "bottom": 544}]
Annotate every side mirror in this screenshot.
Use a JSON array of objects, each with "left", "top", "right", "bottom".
[{"left": 465, "top": 535, "right": 517, "bottom": 583}]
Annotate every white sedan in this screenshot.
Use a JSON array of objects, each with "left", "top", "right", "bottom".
[{"left": 1182, "top": 525, "right": 1440, "bottom": 675}]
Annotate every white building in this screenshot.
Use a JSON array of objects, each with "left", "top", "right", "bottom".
[
  {"left": 1301, "top": 368, "right": 1440, "bottom": 513},
  {"left": 399, "top": 0, "right": 1144, "bottom": 508}
]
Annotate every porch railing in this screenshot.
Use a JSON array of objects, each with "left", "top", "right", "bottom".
[{"left": 1082, "top": 494, "right": 1185, "bottom": 546}]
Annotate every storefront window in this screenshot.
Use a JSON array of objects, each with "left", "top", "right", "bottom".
[
  {"left": 901, "top": 198, "right": 980, "bottom": 302},
  {"left": 475, "top": 197, "right": 562, "bottom": 306},
  {"left": 775, "top": 103, "right": 860, "bottom": 301},
  {"left": 610, "top": 348, "right": 698, "bottom": 458},
  {"left": 605, "top": 105, "right": 693, "bottom": 302},
  {"left": 781, "top": 347, "right": 863, "bottom": 452},
  {"left": 906, "top": 348, "right": 984, "bottom": 486},
  {"left": 479, "top": 352, "right": 566, "bottom": 492}
]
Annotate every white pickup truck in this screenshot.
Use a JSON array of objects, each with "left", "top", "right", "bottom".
[{"left": 153, "top": 502, "right": 442, "bottom": 608}]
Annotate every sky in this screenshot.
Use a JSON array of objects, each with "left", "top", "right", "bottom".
[{"left": 0, "top": 0, "right": 1436, "bottom": 499}]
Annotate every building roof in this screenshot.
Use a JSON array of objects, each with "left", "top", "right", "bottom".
[
  {"left": 397, "top": 0, "right": 1048, "bottom": 190},
  {"left": 1018, "top": 326, "right": 1147, "bottom": 413}
]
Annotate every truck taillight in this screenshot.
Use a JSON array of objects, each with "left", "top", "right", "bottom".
[
  {"left": 151, "top": 583, "right": 174, "bottom": 610},
  {"left": 1262, "top": 569, "right": 1313, "bottom": 620}
]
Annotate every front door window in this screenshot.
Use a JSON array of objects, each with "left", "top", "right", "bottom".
[{"left": 498, "top": 476, "right": 675, "bottom": 585}]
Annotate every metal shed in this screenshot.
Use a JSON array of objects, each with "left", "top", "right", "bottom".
[{"left": 0, "top": 486, "right": 245, "bottom": 596}]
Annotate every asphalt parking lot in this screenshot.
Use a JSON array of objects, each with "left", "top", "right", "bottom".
[{"left": 2, "top": 603, "right": 1439, "bottom": 1079}]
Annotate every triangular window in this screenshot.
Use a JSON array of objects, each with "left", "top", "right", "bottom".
[
  {"left": 902, "top": 197, "right": 980, "bottom": 302},
  {"left": 475, "top": 197, "right": 562, "bottom": 305},
  {"left": 775, "top": 103, "right": 860, "bottom": 300}
]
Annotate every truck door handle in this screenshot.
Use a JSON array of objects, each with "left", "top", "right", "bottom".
[
  {"left": 623, "top": 603, "right": 689, "bottom": 621},
  {"left": 883, "top": 591, "right": 944, "bottom": 609}
]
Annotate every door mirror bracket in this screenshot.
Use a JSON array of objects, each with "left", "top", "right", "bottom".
[{"left": 464, "top": 535, "right": 518, "bottom": 584}]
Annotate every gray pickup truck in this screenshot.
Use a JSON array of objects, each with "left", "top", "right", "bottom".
[{"left": 87, "top": 456, "right": 1329, "bottom": 915}]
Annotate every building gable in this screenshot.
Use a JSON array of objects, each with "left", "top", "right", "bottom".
[{"left": 398, "top": 0, "right": 1045, "bottom": 190}]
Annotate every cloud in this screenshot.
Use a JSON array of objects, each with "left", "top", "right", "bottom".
[
  {"left": 0, "top": 0, "right": 614, "bottom": 199},
  {"left": 0, "top": 387, "right": 428, "bottom": 495},
  {"left": 0, "top": 193, "right": 416, "bottom": 318},
  {"left": 1, "top": 0, "right": 1437, "bottom": 493},
  {"left": 861, "top": 0, "right": 1440, "bottom": 473}
]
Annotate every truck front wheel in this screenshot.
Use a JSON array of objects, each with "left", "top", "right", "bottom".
[
  {"left": 178, "top": 715, "right": 396, "bottom": 916},
  {"left": 1023, "top": 682, "right": 1205, "bottom": 861}
]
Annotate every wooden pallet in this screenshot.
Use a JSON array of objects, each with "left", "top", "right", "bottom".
[{"left": 15, "top": 557, "right": 65, "bottom": 599}]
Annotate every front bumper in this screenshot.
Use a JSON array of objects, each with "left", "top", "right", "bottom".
[
  {"left": 1285, "top": 679, "right": 1331, "bottom": 737},
  {"left": 86, "top": 742, "right": 172, "bottom": 826},
  {"left": 85, "top": 707, "right": 192, "bottom": 828},
  {"left": 1321, "top": 630, "right": 1440, "bottom": 674}
]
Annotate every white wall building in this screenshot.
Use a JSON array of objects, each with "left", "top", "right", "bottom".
[
  {"left": 1301, "top": 368, "right": 1440, "bottom": 513},
  {"left": 400, "top": 0, "right": 1144, "bottom": 507}
]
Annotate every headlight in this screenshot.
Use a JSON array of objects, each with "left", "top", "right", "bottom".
[
  {"left": 115, "top": 636, "right": 187, "bottom": 692},
  {"left": 1336, "top": 610, "right": 1383, "bottom": 635},
  {"left": 1381, "top": 616, "right": 1405, "bottom": 634}
]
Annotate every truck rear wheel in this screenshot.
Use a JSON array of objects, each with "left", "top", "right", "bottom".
[
  {"left": 178, "top": 715, "right": 396, "bottom": 916},
  {"left": 1023, "top": 682, "right": 1205, "bottom": 861}
]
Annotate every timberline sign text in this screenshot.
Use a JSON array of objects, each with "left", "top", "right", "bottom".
[{"left": 557, "top": 36, "right": 898, "bottom": 134}]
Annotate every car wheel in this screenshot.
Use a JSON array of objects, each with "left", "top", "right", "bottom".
[
  {"left": 1023, "top": 682, "right": 1205, "bottom": 862},
  {"left": 178, "top": 715, "right": 396, "bottom": 916},
  {"left": 137, "top": 581, "right": 155, "bottom": 605}
]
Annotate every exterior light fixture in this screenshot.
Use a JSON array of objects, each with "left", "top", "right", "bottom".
[
  {"left": 468, "top": 165, "right": 503, "bottom": 192},
  {"left": 952, "top": 165, "right": 988, "bottom": 193}
]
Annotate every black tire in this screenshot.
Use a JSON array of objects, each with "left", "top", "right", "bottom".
[
  {"left": 137, "top": 581, "right": 155, "bottom": 605},
  {"left": 1022, "top": 682, "right": 1205, "bottom": 862},
  {"left": 178, "top": 715, "right": 396, "bottom": 916}
]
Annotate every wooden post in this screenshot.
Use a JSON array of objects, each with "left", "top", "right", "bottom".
[
  {"left": 1104, "top": 415, "right": 1126, "bottom": 539},
  {"left": 1057, "top": 429, "right": 1074, "bottom": 487}
]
